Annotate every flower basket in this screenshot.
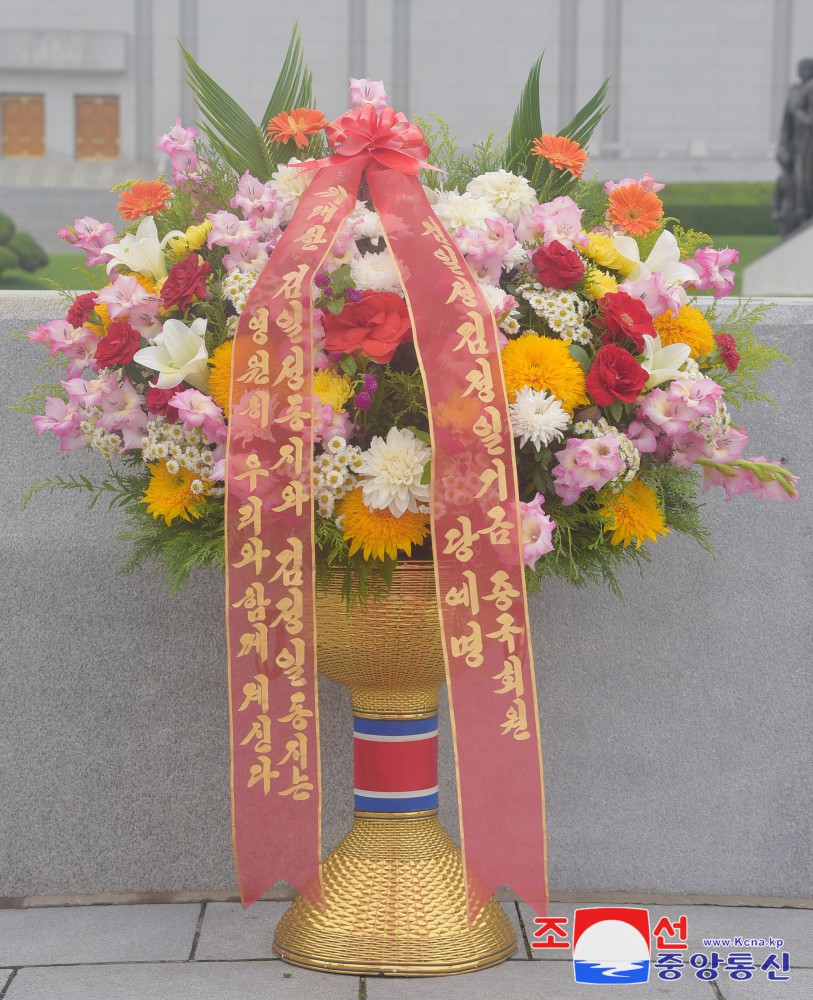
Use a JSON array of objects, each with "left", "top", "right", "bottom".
[{"left": 18, "top": 26, "right": 797, "bottom": 979}]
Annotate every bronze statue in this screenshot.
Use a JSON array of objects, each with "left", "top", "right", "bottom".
[{"left": 775, "top": 58, "right": 813, "bottom": 237}]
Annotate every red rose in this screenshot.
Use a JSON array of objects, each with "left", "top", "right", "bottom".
[
  {"left": 586, "top": 344, "right": 648, "bottom": 406},
  {"left": 714, "top": 332, "right": 741, "bottom": 372},
  {"left": 66, "top": 292, "right": 98, "bottom": 330},
  {"left": 595, "top": 290, "right": 655, "bottom": 352},
  {"left": 531, "top": 240, "right": 585, "bottom": 288},
  {"left": 145, "top": 386, "right": 180, "bottom": 421},
  {"left": 322, "top": 290, "right": 412, "bottom": 363},
  {"left": 161, "top": 255, "right": 211, "bottom": 311},
  {"left": 94, "top": 320, "right": 141, "bottom": 368}
]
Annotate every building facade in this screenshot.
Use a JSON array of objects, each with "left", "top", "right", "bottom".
[{"left": 0, "top": 0, "right": 810, "bottom": 245}]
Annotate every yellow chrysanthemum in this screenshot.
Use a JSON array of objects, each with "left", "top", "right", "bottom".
[
  {"left": 141, "top": 460, "right": 210, "bottom": 525},
  {"left": 501, "top": 332, "right": 589, "bottom": 413},
  {"left": 313, "top": 369, "right": 353, "bottom": 410},
  {"left": 598, "top": 480, "right": 670, "bottom": 549},
  {"left": 208, "top": 339, "right": 233, "bottom": 416},
  {"left": 653, "top": 304, "right": 716, "bottom": 360},
  {"left": 580, "top": 232, "right": 636, "bottom": 277},
  {"left": 583, "top": 268, "right": 619, "bottom": 301},
  {"left": 87, "top": 300, "right": 111, "bottom": 337},
  {"left": 337, "top": 487, "right": 429, "bottom": 561},
  {"left": 166, "top": 220, "right": 213, "bottom": 261}
]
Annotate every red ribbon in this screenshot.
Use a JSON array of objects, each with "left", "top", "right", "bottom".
[{"left": 226, "top": 106, "right": 548, "bottom": 919}]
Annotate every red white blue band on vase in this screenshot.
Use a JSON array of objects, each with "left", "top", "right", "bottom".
[{"left": 353, "top": 715, "right": 439, "bottom": 813}]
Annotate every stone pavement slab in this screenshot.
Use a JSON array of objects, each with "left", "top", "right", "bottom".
[
  {"left": 517, "top": 902, "right": 813, "bottom": 967},
  {"left": 0, "top": 970, "right": 12, "bottom": 992},
  {"left": 364, "top": 959, "right": 717, "bottom": 998},
  {"left": 195, "top": 901, "right": 287, "bottom": 960},
  {"left": 4, "top": 962, "right": 355, "bottom": 1000},
  {"left": 715, "top": 969, "right": 813, "bottom": 998},
  {"left": 0, "top": 903, "right": 199, "bottom": 966},
  {"left": 195, "top": 900, "right": 526, "bottom": 962}
]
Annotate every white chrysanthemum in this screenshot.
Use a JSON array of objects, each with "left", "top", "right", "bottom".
[
  {"left": 477, "top": 281, "right": 509, "bottom": 316},
  {"left": 358, "top": 426, "right": 431, "bottom": 517},
  {"left": 271, "top": 158, "right": 315, "bottom": 221},
  {"left": 431, "top": 190, "right": 500, "bottom": 232},
  {"left": 465, "top": 169, "right": 537, "bottom": 225},
  {"left": 350, "top": 201, "right": 383, "bottom": 243},
  {"left": 502, "top": 242, "right": 530, "bottom": 272},
  {"left": 350, "top": 250, "right": 402, "bottom": 293},
  {"left": 508, "top": 388, "right": 571, "bottom": 450}
]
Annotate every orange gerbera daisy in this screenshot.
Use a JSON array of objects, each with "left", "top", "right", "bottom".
[
  {"left": 117, "top": 180, "right": 172, "bottom": 221},
  {"left": 607, "top": 183, "right": 664, "bottom": 237},
  {"left": 266, "top": 108, "right": 327, "bottom": 149},
  {"left": 531, "top": 134, "right": 588, "bottom": 179}
]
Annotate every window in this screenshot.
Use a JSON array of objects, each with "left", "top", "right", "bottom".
[
  {"left": 75, "top": 95, "right": 119, "bottom": 159},
  {"left": 1, "top": 94, "right": 45, "bottom": 157}
]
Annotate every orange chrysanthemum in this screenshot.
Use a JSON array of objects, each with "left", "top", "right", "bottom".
[
  {"left": 266, "top": 108, "right": 328, "bottom": 149},
  {"left": 117, "top": 180, "right": 172, "bottom": 221},
  {"left": 606, "top": 183, "right": 664, "bottom": 237},
  {"left": 531, "top": 134, "right": 588, "bottom": 179}
]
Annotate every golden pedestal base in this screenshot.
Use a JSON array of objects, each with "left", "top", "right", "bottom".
[{"left": 272, "top": 813, "right": 517, "bottom": 976}]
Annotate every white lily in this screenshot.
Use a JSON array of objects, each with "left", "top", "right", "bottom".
[
  {"left": 133, "top": 317, "right": 210, "bottom": 392},
  {"left": 103, "top": 216, "right": 183, "bottom": 283},
  {"left": 640, "top": 334, "right": 692, "bottom": 389},
  {"left": 612, "top": 229, "right": 698, "bottom": 288}
]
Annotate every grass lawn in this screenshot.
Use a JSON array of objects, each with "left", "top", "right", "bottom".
[{"left": 0, "top": 252, "right": 104, "bottom": 291}]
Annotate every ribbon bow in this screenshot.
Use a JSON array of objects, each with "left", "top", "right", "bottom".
[{"left": 325, "top": 104, "right": 433, "bottom": 175}]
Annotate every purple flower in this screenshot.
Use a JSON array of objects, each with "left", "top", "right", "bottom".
[
  {"left": 345, "top": 287, "right": 364, "bottom": 302},
  {"left": 354, "top": 390, "right": 372, "bottom": 411},
  {"left": 363, "top": 374, "right": 378, "bottom": 392}
]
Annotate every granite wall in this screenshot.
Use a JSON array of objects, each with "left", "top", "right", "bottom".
[{"left": 2, "top": 291, "right": 811, "bottom": 901}]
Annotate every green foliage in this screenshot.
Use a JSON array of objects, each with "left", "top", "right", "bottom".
[
  {"left": 0, "top": 211, "right": 15, "bottom": 244},
  {"left": 22, "top": 466, "right": 148, "bottom": 512},
  {"left": 7, "top": 232, "right": 48, "bottom": 272},
  {"left": 181, "top": 23, "right": 314, "bottom": 183},
  {"left": 9, "top": 383, "right": 66, "bottom": 416},
  {"left": 380, "top": 367, "right": 428, "bottom": 425},
  {"left": 704, "top": 299, "right": 790, "bottom": 410},
  {"left": 118, "top": 501, "right": 225, "bottom": 594},
  {"left": 503, "top": 55, "right": 544, "bottom": 179},
  {"left": 672, "top": 224, "right": 713, "bottom": 258},
  {"left": 415, "top": 115, "right": 504, "bottom": 191},
  {"left": 0, "top": 244, "right": 19, "bottom": 275},
  {"left": 643, "top": 464, "right": 712, "bottom": 551}
]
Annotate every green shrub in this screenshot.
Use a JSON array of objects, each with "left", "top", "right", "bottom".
[
  {"left": 7, "top": 231, "right": 48, "bottom": 272},
  {"left": 0, "top": 245, "right": 20, "bottom": 275},
  {"left": 0, "top": 211, "right": 14, "bottom": 245}
]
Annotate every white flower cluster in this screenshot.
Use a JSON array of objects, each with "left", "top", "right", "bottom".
[
  {"left": 313, "top": 435, "right": 363, "bottom": 518},
  {"left": 79, "top": 422, "right": 121, "bottom": 459},
  {"left": 349, "top": 250, "right": 402, "bottom": 293},
  {"left": 140, "top": 417, "right": 217, "bottom": 480},
  {"left": 222, "top": 268, "right": 259, "bottom": 314},
  {"left": 698, "top": 397, "right": 732, "bottom": 444},
  {"left": 509, "top": 387, "right": 571, "bottom": 450},
  {"left": 574, "top": 417, "right": 641, "bottom": 490},
  {"left": 518, "top": 283, "right": 593, "bottom": 345}
]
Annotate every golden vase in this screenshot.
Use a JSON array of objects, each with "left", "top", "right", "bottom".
[{"left": 272, "top": 562, "right": 517, "bottom": 975}]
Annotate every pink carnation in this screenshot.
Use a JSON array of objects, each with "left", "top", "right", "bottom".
[
  {"left": 551, "top": 435, "right": 623, "bottom": 506},
  {"left": 519, "top": 493, "right": 556, "bottom": 569}
]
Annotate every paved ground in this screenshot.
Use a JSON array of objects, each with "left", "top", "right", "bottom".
[{"left": 0, "top": 900, "right": 810, "bottom": 998}]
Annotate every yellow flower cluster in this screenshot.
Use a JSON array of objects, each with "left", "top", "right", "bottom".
[
  {"left": 653, "top": 304, "right": 716, "bottom": 360},
  {"left": 501, "top": 332, "right": 588, "bottom": 413},
  {"left": 580, "top": 232, "right": 636, "bottom": 277},
  {"left": 598, "top": 480, "right": 670, "bottom": 549}
]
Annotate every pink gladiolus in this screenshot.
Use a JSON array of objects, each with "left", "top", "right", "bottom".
[
  {"left": 31, "top": 397, "right": 87, "bottom": 451},
  {"left": 626, "top": 419, "right": 659, "bottom": 453},
  {"left": 60, "top": 217, "right": 117, "bottom": 266},
  {"left": 551, "top": 435, "right": 623, "bottom": 505},
  {"left": 95, "top": 376, "right": 148, "bottom": 451},
  {"left": 63, "top": 371, "right": 118, "bottom": 409},
  {"left": 348, "top": 78, "right": 388, "bottom": 111},
  {"left": 703, "top": 425, "right": 749, "bottom": 463},
  {"left": 222, "top": 241, "right": 269, "bottom": 273},
  {"left": 230, "top": 171, "right": 282, "bottom": 221},
  {"left": 637, "top": 389, "right": 693, "bottom": 438},
  {"left": 96, "top": 275, "right": 162, "bottom": 337},
  {"left": 604, "top": 173, "right": 665, "bottom": 195},
  {"left": 30, "top": 319, "right": 98, "bottom": 375},
  {"left": 516, "top": 196, "right": 587, "bottom": 249},
  {"left": 666, "top": 377, "right": 724, "bottom": 418},
  {"left": 619, "top": 272, "right": 684, "bottom": 318},
  {"left": 156, "top": 119, "right": 199, "bottom": 156},
  {"left": 170, "top": 388, "right": 228, "bottom": 444},
  {"left": 206, "top": 211, "right": 259, "bottom": 249},
  {"left": 685, "top": 247, "right": 739, "bottom": 298},
  {"left": 519, "top": 493, "right": 556, "bottom": 569}
]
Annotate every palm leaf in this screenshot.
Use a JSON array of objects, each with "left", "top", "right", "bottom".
[
  {"left": 541, "top": 78, "right": 610, "bottom": 198},
  {"left": 181, "top": 42, "right": 275, "bottom": 180},
  {"left": 503, "top": 54, "right": 544, "bottom": 178},
  {"left": 260, "top": 23, "right": 315, "bottom": 164},
  {"left": 180, "top": 23, "right": 316, "bottom": 182}
]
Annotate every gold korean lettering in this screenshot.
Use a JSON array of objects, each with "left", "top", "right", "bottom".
[
  {"left": 272, "top": 481, "right": 308, "bottom": 516},
  {"left": 475, "top": 459, "right": 508, "bottom": 503},
  {"left": 492, "top": 654, "right": 524, "bottom": 698},
  {"left": 450, "top": 620, "right": 484, "bottom": 668},
  {"left": 462, "top": 358, "right": 495, "bottom": 403},
  {"left": 273, "top": 264, "right": 310, "bottom": 301},
  {"left": 472, "top": 407, "right": 505, "bottom": 456},
  {"left": 442, "top": 516, "right": 478, "bottom": 563},
  {"left": 231, "top": 581, "right": 272, "bottom": 622},
  {"left": 486, "top": 612, "right": 523, "bottom": 654},
  {"left": 248, "top": 756, "right": 280, "bottom": 794},
  {"left": 444, "top": 569, "right": 479, "bottom": 615},
  {"left": 278, "top": 691, "right": 313, "bottom": 731},
  {"left": 237, "top": 495, "right": 262, "bottom": 536},
  {"left": 271, "top": 436, "right": 304, "bottom": 474},
  {"left": 236, "top": 349, "right": 270, "bottom": 385},
  {"left": 295, "top": 224, "right": 328, "bottom": 251},
  {"left": 277, "top": 300, "right": 304, "bottom": 343},
  {"left": 271, "top": 588, "right": 304, "bottom": 635},
  {"left": 445, "top": 278, "right": 478, "bottom": 309},
  {"left": 276, "top": 638, "right": 306, "bottom": 687},
  {"left": 483, "top": 570, "right": 520, "bottom": 611},
  {"left": 271, "top": 537, "right": 304, "bottom": 588},
  {"left": 500, "top": 697, "right": 531, "bottom": 741},
  {"left": 240, "top": 714, "right": 272, "bottom": 754},
  {"left": 234, "top": 453, "right": 270, "bottom": 493},
  {"left": 272, "top": 346, "right": 305, "bottom": 392},
  {"left": 232, "top": 536, "right": 271, "bottom": 574},
  {"left": 248, "top": 307, "right": 269, "bottom": 345},
  {"left": 478, "top": 505, "right": 514, "bottom": 545},
  {"left": 276, "top": 765, "right": 313, "bottom": 800},
  {"left": 239, "top": 674, "right": 269, "bottom": 713},
  {"left": 276, "top": 731, "right": 308, "bottom": 769},
  {"left": 237, "top": 621, "right": 268, "bottom": 659},
  {"left": 274, "top": 393, "right": 309, "bottom": 432},
  {"left": 453, "top": 310, "right": 489, "bottom": 356}
]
